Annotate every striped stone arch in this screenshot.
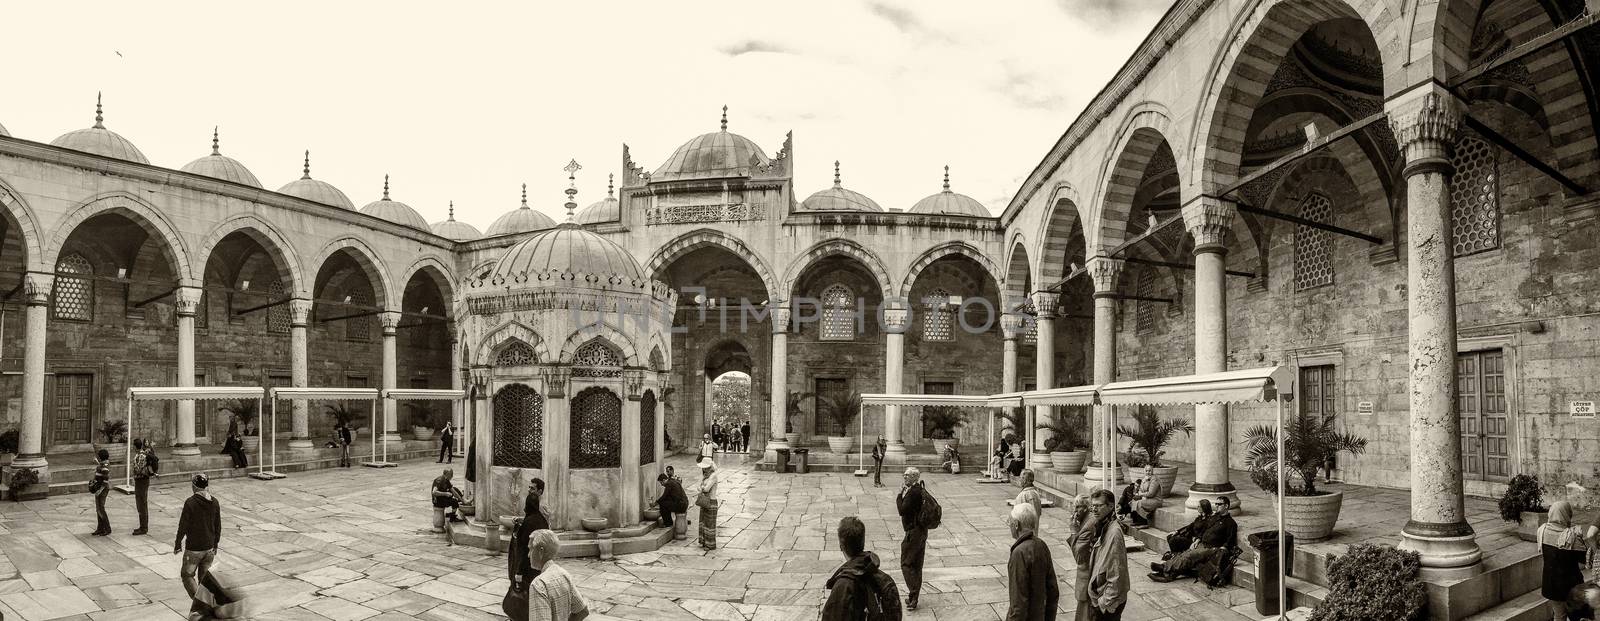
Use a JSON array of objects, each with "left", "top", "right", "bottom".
[
  {"left": 558, "top": 323, "right": 639, "bottom": 366},
  {"left": 194, "top": 214, "right": 305, "bottom": 294},
  {"left": 1189, "top": 0, "right": 1402, "bottom": 196},
  {"left": 1003, "top": 235, "right": 1033, "bottom": 310},
  {"left": 305, "top": 236, "right": 394, "bottom": 309},
  {"left": 1036, "top": 182, "right": 1088, "bottom": 285},
  {"left": 1094, "top": 105, "right": 1175, "bottom": 255},
  {"left": 782, "top": 238, "right": 894, "bottom": 302},
  {"left": 476, "top": 321, "right": 551, "bottom": 367},
  {"left": 0, "top": 177, "right": 45, "bottom": 270},
  {"left": 397, "top": 254, "right": 458, "bottom": 311},
  {"left": 645, "top": 228, "right": 778, "bottom": 300},
  {"left": 897, "top": 241, "right": 1002, "bottom": 299},
  {"left": 45, "top": 192, "right": 195, "bottom": 284}
]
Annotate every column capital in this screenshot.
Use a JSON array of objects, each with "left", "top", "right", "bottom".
[
  {"left": 770, "top": 306, "right": 791, "bottom": 334},
  {"left": 1087, "top": 256, "right": 1124, "bottom": 294},
  {"left": 174, "top": 286, "right": 203, "bottom": 317},
  {"left": 1030, "top": 291, "right": 1058, "bottom": 318},
  {"left": 1181, "top": 196, "right": 1236, "bottom": 253},
  {"left": 22, "top": 272, "right": 53, "bottom": 306},
  {"left": 468, "top": 366, "right": 492, "bottom": 392},
  {"left": 379, "top": 310, "right": 403, "bottom": 335},
  {"left": 542, "top": 367, "right": 570, "bottom": 399},
  {"left": 1001, "top": 312, "right": 1028, "bottom": 340},
  {"left": 1387, "top": 85, "right": 1464, "bottom": 168},
  {"left": 883, "top": 308, "right": 910, "bottom": 333},
  {"left": 289, "top": 298, "right": 313, "bottom": 327},
  {"left": 624, "top": 368, "right": 647, "bottom": 400}
]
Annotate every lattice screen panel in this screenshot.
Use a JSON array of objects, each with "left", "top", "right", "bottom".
[
  {"left": 1294, "top": 194, "right": 1335, "bottom": 291},
  {"left": 1021, "top": 299, "right": 1038, "bottom": 344},
  {"left": 53, "top": 253, "right": 93, "bottom": 321},
  {"left": 1449, "top": 135, "right": 1500, "bottom": 257},
  {"left": 572, "top": 340, "right": 623, "bottom": 378},
  {"left": 346, "top": 290, "right": 373, "bottom": 341},
  {"left": 571, "top": 387, "right": 621, "bottom": 468},
  {"left": 821, "top": 284, "right": 855, "bottom": 341},
  {"left": 495, "top": 341, "right": 536, "bottom": 366},
  {"left": 921, "top": 288, "right": 954, "bottom": 341},
  {"left": 1135, "top": 269, "right": 1158, "bottom": 334},
  {"left": 267, "top": 281, "right": 291, "bottom": 333},
  {"left": 640, "top": 391, "right": 657, "bottom": 464},
  {"left": 492, "top": 383, "right": 544, "bottom": 469}
]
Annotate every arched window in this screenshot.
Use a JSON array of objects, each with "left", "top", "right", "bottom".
[
  {"left": 346, "top": 290, "right": 372, "bottom": 341},
  {"left": 52, "top": 253, "right": 94, "bottom": 321},
  {"left": 648, "top": 346, "right": 665, "bottom": 372},
  {"left": 640, "top": 390, "right": 657, "bottom": 465},
  {"left": 495, "top": 340, "right": 537, "bottom": 366},
  {"left": 921, "top": 288, "right": 954, "bottom": 341},
  {"left": 266, "top": 280, "right": 291, "bottom": 333},
  {"left": 572, "top": 340, "right": 623, "bottom": 378},
  {"left": 1450, "top": 134, "right": 1500, "bottom": 256},
  {"left": 1293, "top": 194, "right": 1335, "bottom": 291},
  {"left": 1135, "top": 269, "right": 1159, "bottom": 335},
  {"left": 820, "top": 284, "right": 855, "bottom": 341},
  {"left": 492, "top": 383, "right": 544, "bottom": 468},
  {"left": 571, "top": 386, "right": 621, "bottom": 468}
]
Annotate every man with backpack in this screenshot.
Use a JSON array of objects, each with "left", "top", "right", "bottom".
[
  {"left": 822, "top": 516, "right": 902, "bottom": 621},
  {"left": 132, "top": 439, "right": 160, "bottom": 536},
  {"left": 896, "top": 467, "right": 937, "bottom": 610}
]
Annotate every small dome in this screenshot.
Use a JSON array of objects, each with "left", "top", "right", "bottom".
[
  {"left": 277, "top": 151, "right": 355, "bottom": 210},
  {"left": 491, "top": 224, "right": 643, "bottom": 281},
  {"left": 431, "top": 202, "right": 482, "bottom": 241},
  {"left": 50, "top": 94, "right": 149, "bottom": 164},
  {"left": 652, "top": 107, "right": 769, "bottom": 180},
  {"left": 576, "top": 175, "right": 620, "bottom": 224},
  {"left": 179, "top": 129, "right": 262, "bottom": 188},
  {"left": 909, "top": 167, "right": 990, "bottom": 217},
  {"left": 359, "top": 176, "right": 430, "bottom": 230},
  {"left": 801, "top": 161, "right": 884, "bottom": 212},
  {"left": 485, "top": 184, "right": 558, "bottom": 236}
]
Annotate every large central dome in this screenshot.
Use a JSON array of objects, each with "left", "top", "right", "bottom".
[
  {"left": 490, "top": 224, "right": 643, "bottom": 282},
  {"left": 652, "top": 107, "right": 769, "bottom": 181}
]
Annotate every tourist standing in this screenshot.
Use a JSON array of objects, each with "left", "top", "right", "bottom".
[
  {"left": 132, "top": 439, "right": 158, "bottom": 536},
  {"left": 699, "top": 434, "right": 716, "bottom": 463},
  {"left": 821, "top": 516, "right": 901, "bottom": 621},
  {"left": 1006, "top": 503, "right": 1059, "bottom": 621},
  {"left": 173, "top": 474, "right": 222, "bottom": 612},
  {"left": 654, "top": 473, "right": 688, "bottom": 529},
  {"left": 1086, "top": 489, "right": 1128, "bottom": 620},
  {"left": 524, "top": 529, "right": 589, "bottom": 621},
  {"left": 1068, "top": 494, "right": 1096, "bottom": 621},
  {"left": 896, "top": 467, "right": 928, "bottom": 610},
  {"left": 1540, "top": 501, "right": 1596, "bottom": 620},
  {"left": 438, "top": 422, "right": 454, "bottom": 463},
  {"left": 871, "top": 436, "right": 886, "bottom": 487},
  {"left": 710, "top": 422, "right": 723, "bottom": 451},
  {"left": 1014, "top": 469, "right": 1042, "bottom": 517},
  {"left": 696, "top": 460, "right": 720, "bottom": 550},
  {"left": 337, "top": 422, "right": 353, "bottom": 468},
  {"left": 504, "top": 478, "right": 548, "bottom": 621},
  {"left": 222, "top": 431, "right": 247, "bottom": 468},
  {"left": 740, "top": 420, "right": 751, "bottom": 452},
  {"left": 90, "top": 449, "right": 111, "bottom": 536}
]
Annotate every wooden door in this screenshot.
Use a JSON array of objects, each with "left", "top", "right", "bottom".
[
  {"left": 51, "top": 373, "right": 93, "bottom": 445},
  {"left": 1458, "top": 350, "right": 1510, "bottom": 481}
]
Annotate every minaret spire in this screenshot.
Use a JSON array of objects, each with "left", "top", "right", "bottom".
[
  {"left": 833, "top": 160, "right": 842, "bottom": 187},
  {"left": 211, "top": 127, "right": 220, "bottom": 156},
  {"left": 720, "top": 105, "right": 728, "bottom": 131},
  {"left": 93, "top": 92, "right": 105, "bottom": 129},
  {"left": 520, "top": 183, "right": 529, "bottom": 209},
  {"left": 942, "top": 165, "right": 951, "bottom": 192},
  {"left": 301, "top": 150, "right": 311, "bottom": 179},
  {"left": 382, "top": 175, "right": 390, "bottom": 200},
  {"left": 563, "top": 159, "right": 582, "bottom": 223}
]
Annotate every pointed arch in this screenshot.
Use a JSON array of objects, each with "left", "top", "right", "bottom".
[
  {"left": 645, "top": 228, "right": 778, "bottom": 300},
  {"left": 45, "top": 192, "right": 194, "bottom": 284},
  {"left": 306, "top": 236, "right": 393, "bottom": 308},
  {"left": 1003, "top": 235, "right": 1034, "bottom": 309},
  {"left": 398, "top": 254, "right": 457, "bottom": 311},
  {"left": 1037, "top": 181, "right": 1087, "bottom": 284},
  {"left": 558, "top": 322, "right": 639, "bottom": 366},
  {"left": 194, "top": 214, "right": 304, "bottom": 294},
  {"left": 897, "top": 241, "right": 1002, "bottom": 299},
  {"left": 782, "top": 238, "right": 893, "bottom": 302},
  {"left": 1094, "top": 105, "right": 1176, "bottom": 254},
  {"left": 0, "top": 177, "right": 46, "bottom": 270},
  {"left": 475, "top": 320, "right": 551, "bottom": 366}
]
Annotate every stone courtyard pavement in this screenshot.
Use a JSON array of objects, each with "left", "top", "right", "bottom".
[{"left": 0, "top": 453, "right": 1261, "bottom": 620}]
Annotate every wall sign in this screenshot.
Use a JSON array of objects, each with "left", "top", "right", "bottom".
[
  {"left": 1357, "top": 401, "right": 1374, "bottom": 415},
  {"left": 1571, "top": 401, "right": 1595, "bottom": 418}
]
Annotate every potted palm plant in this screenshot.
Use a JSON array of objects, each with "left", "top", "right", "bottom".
[
  {"left": 924, "top": 407, "right": 968, "bottom": 458},
  {"left": 95, "top": 419, "right": 129, "bottom": 464},
  {"left": 220, "top": 400, "right": 260, "bottom": 452},
  {"left": 1243, "top": 410, "right": 1368, "bottom": 541},
  {"left": 784, "top": 392, "right": 813, "bottom": 446},
  {"left": 408, "top": 403, "right": 436, "bottom": 441},
  {"left": 1497, "top": 474, "right": 1548, "bottom": 542},
  {"left": 1038, "top": 410, "right": 1089, "bottom": 474},
  {"left": 820, "top": 392, "right": 863, "bottom": 454},
  {"left": 0, "top": 428, "right": 17, "bottom": 466},
  {"left": 1115, "top": 408, "right": 1193, "bottom": 495}
]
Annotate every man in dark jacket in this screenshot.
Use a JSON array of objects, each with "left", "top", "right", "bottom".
[
  {"left": 870, "top": 437, "right": 886, "bottom": 487},
  {"left": 437, "top": 422, "right": 454, "bottom": 464},
  {"left": 822, "top": 516, "right": 901, "bottom": 621},
  {"left": 503, "top": 478, "right": 548, "bottom": 621},
  {"left": 1151, "top": 496, "right": 1238, "bottom": 581},
  {"left": 895, "top": 467, "right": 927, "bottom": 610},
  {"left": 654, "top": 473, "right": 688, "bottom": 528},
  {"left": 1006, "top": 503, "right": 1059, "bottom": 621},
  {"left": 174, "top": 474, "right": 224, "bottom": 612},
  {"left": 132, "top": 439, "right": 156, "bottom": 535},
  {"left": 337, "top": 422, "right": 353, "bottom": 468}
]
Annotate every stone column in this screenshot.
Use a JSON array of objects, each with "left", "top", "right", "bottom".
[
  {"left": 883, "top": 307, "right": 909, "bottom": 463},
  {"left": 380, "top": 311, "right": 402, "bottom": 443},
  {"left": 1390, "top": 87, "right": 1482, "bottom": 575},
  {"left": 288, "top": 299, "right": 314, "bottom": 449},
  {"left": 765, "top": 306, "right": 791, "bottom": 463},
  {"left": 620, "top": 370, "right": 643, "bottom": 527},
  {"left": 1084, "top": 257, "right": 1125, "bottom": 489},
  {"left": 172, "top": 286, "right": 202, "bottom": 457},
  {"left": 542, "top": 368, "right": 571, "bottom": 530},
  {"left": 1030, "top": 292, "right": 1057, "bottom": 468},
  {"left": 470, "top": 370, "right": 494, "bottom": 526},
  {"left": 1182, "top": 196, "right": 1240, "bottom": 511},
  {"left": 1000, "top": 313, "right": 1024, "bottom": 450},
  {"left": 450, "top": 332, "right": 463, "bottom": 456},
  {"left": 4, "top": 273, "right": 53, "bottom": 496}
]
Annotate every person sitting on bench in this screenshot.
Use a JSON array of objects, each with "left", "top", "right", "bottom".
[
  {"left": 1149, "top": 496, "right": 1237, "bottom": 582},
  {"left": 431, "top": 469, "right": 464, "bottom": 523}
]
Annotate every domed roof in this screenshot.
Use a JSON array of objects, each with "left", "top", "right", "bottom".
[
  {"left": 431, "top": 202, "right": 482, "bottom": 241},
  {"left": 652, "top": 107, "right": 770, "bottom": 180},
  {"left": 491, "top": 224, "right": 643, "bottom": 281},
  {"left": 360, "top": 176, "right": 430, "bottom": 230},
  {"left": 179, "top": 129, "right": 262, "bottom": 188},
  {"left": 801, "top": 162, "right": 884, "bottom": 212},
  {"left": 909, "top": 167, "right": 990, "bottom": 217},
  {"left": 485, "top": 184, "right": 558, "bottom": 236},
  {"left": 50, "top": 94, "right": 149, "bottom": 164},
  {"left": 277, "top": 151, "right": 355, "bottom": 210},
  {"left": 576, "top": 175, "right": 620, "bottom": 224}
]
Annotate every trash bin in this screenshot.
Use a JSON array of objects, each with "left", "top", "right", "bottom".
[
  {"left": 794, "top": 448, "right": 810, "bottom": 474},
  {"left": 1248, "top": 530, "right": 1295, "bottom": 616},
  {"left": 775, "top": 448, "right": 791, "bottom": 473}
]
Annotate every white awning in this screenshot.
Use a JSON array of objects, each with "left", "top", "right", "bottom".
[
  {"left": 1098, "top": 366, "right": 1294, "bottom": 406},
  {"left": 270, "top": 387, "right": 381, "bottom": 401},
  {"left": 987, "top": 392, "right": 1025, "bottom": 408},
  {"left": 128, "top": 386, "right": 265, "bottom": 402},
  {"left": 859, "top": 393, "right": 1004, "bottom": 409},
  {"left": 383, "top": 388, "right": 467, "bottom": 401},
  {"left": 1021, "top": 385, "right": 1101, "bottom": 407}
]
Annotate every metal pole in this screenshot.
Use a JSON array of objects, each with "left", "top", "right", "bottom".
[
  {"left": 370, "top": 405, "right": 377, "bottom": 464},
  {"left": 383, "top": 397, "right": 391, "bottom": 464},
  {"left": 268, "top": 397, "right": 276, "bottom": 473},
  {"left": 257, "top": 398, "right": 266, "bottom": 476},
  {"left": 124, "top": 398, "right": 133, "bottom": 487},
  {"left": 1278, "top": 395, "right": 1288, "bottom": 616}
]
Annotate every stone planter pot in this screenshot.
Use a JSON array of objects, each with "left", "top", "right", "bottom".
[
  {"left": 643, "top": 508, "right": 661, "bottom": 522},
  {"left": 1517, "top": 509, "right": 1549, "bottom": 542},
  {"left": 784, "top": 433, "right": 801, "bottom": 446},
  {"left": 0, "top": 453, "right": 12, "bottom": 467},
  {"left": 581, "top": 517, "right": 609, "bottom": 533},
  {"left": 1146, "top": 466, "right": 1179, "bottom": 496},
  {"left": 241, "top": 436, "right": 260, "bottom": 453},
  {"left": 1050, "top": 451, "right": 1087, "bottom": 474},
  {"left": 1281, "top": 490, "right": 1344, "bottom": 541},
  {"left": 827, "top": 436, "right": 855, "bottom": 454},
  {"left": 412, "top": 427, "right": 434, "bottom": 442}
]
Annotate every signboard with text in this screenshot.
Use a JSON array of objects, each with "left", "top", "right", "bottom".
[{"left": 1571, "top": 401, "right": 1595, "bottom": 418}]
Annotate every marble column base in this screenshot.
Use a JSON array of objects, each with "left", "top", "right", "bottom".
[
  {"left": 171, "top": 443, "right": 201, "bottom": 457},
  {"left": 884, "top": 443, "right": 908, "bottom": 465},
  {"left": 1185, "top": 483, "right": 1241, "bottom": 515},
  {"left": 287, "top": 438, "right": 314, "bottom": 450},
  {"left": 764, "top": 439, "right": 790, "bottom": 465},
  {"left": 1081, "top": 462, "right": 1125, "bottom": 490},
  {"left": 1399, "top": 524, "right": 1483, "bottom": 574},
  {"left": 380, "top": 433, "right": 404, "bottom": 443},
  {"left": 2, "top": 454, "right": 50, "bottom": 500}
]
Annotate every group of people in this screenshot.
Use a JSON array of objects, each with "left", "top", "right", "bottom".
[
  {"left": 706, "top": 420, "right": 750, "bottom": 454},
  {"left": 1538, "top": 500, "right": 1600, "bottom": 621},
  {"left": 650, "top": 461, "right": 721, "bottom": 550},
  {"left": 988, "top": 436, "right": 1028, "bottom": 481}
]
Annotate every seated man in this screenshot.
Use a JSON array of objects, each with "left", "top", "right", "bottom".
[
  {"left": 431, "top": 469, "right": 464, "bottom": 523},
  {"left": 1150, "top": 496, "right": 1238, "bottom": 582}
]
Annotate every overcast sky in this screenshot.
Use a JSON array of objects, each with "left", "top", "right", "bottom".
[{"left": 1, "top": 1, "right": 1169, "bottom": 228}]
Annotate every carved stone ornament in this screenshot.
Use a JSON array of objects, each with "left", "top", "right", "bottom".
[
  {"left": 543, "top": 367, "right": 571, "bottom": 399},
  {"left": 770, "top": 305, "right": 792, "bottom": 334},
  {"left": 624, "top": 368, "right": 646, "bottom": 400},
  {"left": 174, "top": 286, "right": 203, "bottom": 317},
  {"left": 1000, "top": 313, "right": 1028, "bottom": 340},
  {"left": 289, "top": 298, "right": 313, "bottom": 327},
  {"left": 23, "top": 272, "right": 53, "bottom": 306},
  {"left": 1029, "top": 291, "right": 1059, "bottom": 318},
  {"left": 1387, "top": 87, "right": 1463, "bottom": 163},
  {"left": 1087, "top": 257, "right": 1125, "bottom": 294},
  {"left": 379, "top": 311, "right": 403, "bottom": 334},
  {"left": 883, "top": 308, "right": 910, "bottom": 333},
  {"left": 1181, "top": 196, "right": 1236, "bottom": 250}
]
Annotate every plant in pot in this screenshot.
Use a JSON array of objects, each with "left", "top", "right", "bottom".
[
  {"left": 1038, "top": 410, "right": 1089, "bottom": 474},
  {"left": 407, "top": 403, "right": 436, "bottom": 441},
  {"left": 95, "top": 419, "right": 129, "bottom": 464},
  {"left": 0, "top": 428, "right": 18, "bottom": 466},
  {"left": 220, "top": 400, "right": 260, "bottom": 452},
  {"left": 1115, "top": 408, "right": 1193, "bottom": 496},
  {"left": 1308, "top": 543, "right": 1428, "bottom": 621},
  {"left": 784, "top": 392, "right": 813, "bottom": 446},
  {"left": 1497, "top": 473, "right": 1547, "bottom": 542},
  {"left": 924, "top": 407, "right": 968, "bottom": 459},
  {"left": 820, "top": 392, "right": 863, "bottom": 454},
  {"left": 1243, "top": 410, "right": 1368, "bottom": 541},
  {"left": 7, "top": 466, "right": 38, "bottom": 502}
]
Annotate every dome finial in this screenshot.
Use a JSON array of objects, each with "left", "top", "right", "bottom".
[
  {"left": 301, "top": 150, "right": 311, "bottom": 180},
  {"left": 607, "top": 173, "right": 615, "bottom": 198},
  {"left": 720, "top": 105, "right": 728, "bottom": 131},
  {"left": 942, "top": 165, "right": 951, "bottom": 192},
  {"left": 94, "top": 92, "right": 105, "bottom": 129},
  {"left": 382, "top": 175, "right": 390, "bottom": 200},
  {"left": 520, "top": 183, "right": 529, "bottom": 209},
  {"left": 448, "top": 200, "right": 456, "bottom": 221},
  {"left": 563, "top": 159, "right": 583, "bottom": 222},
  {"left": 833, "top": 160, "right": 842, "bottom": 187},
  {"left": 211, "top": 126, "right": 220, "bottom": 156}
]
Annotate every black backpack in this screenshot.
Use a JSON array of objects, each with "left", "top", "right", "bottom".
[
  {"left": 146, "top": 452, "right": 160, "bottom": 476},
  {"left": 1196, "top": 546, "right": 1242, "bottom": 589},
  {"left": 917, "top": 487, "right": 942, "bottom": 530},
  {"left": 858, "top": 567, "right": 903, "bottom": 621}
]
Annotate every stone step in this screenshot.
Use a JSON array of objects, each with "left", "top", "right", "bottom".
[
  {"left": 449, "top": 518, "right": 675, "bottom": 558},
  {"left": 1462, "top": 590, "right": 1558, "bottom": 621}
]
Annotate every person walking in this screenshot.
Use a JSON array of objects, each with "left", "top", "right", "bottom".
[
  {"left": 699, "top": 434, "right": 716, "bottom": 463},
  {"left": 337, "top": 422, "right": 353, "bottom": 468},
  {"left": 438, "top": 422, "right": 454, "bottom": 463},
  {"left": 90, "top": 449, "right": 111, "bottom": 536},
  {"left": 695, "top": 460, "right": 720, "bottom": 550},
  {"left": 524, "top": 529, "right": 589, "bottom": 621},
  {"left": 504, "top": 478, "right": 549, "bottom": 621},
  {"left": 1540, "top": 501, "right": 1596, "bottom": 620},
  {"left": 132, "top": 438, "right": 159, "bottom": 536},
  {"left": 1006, "top": 503, "right": 1059, "bottom": 621},
  {"left": 821, "top": 516, "right": 901, "bottom": 621},
  {"left": 740, "top": 420, "right": 751, "bottom": 452},
  {"left": 653, "top": 473, "right": 688, "bottom": 529},
  {"left": 896, "top": 467, "right": 928, "bottom": 610},
  {"left": 1085, "top": 489, "right": 1128, "bottom": 620},
  {"left": 710, "top": 422, "right": 723, "bottom": 451},
  {"left": 173, "top": 474, "right": 224, "bottom": 614},
  {"left": 871, "top": 437, "right": 886, "bottom": 487},
  {"left": 222, "top": 431, "right": 248, "bottom": 469},
  {"left": 1014, "top": 469, "right": 1042, "bottom": 517}
]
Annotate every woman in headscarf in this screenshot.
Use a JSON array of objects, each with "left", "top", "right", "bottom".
[
  {"left": 1539, "top": 501, "right": 1597, "bottom": 620},
  {"left": 696, "top": 460, "right": 720, "bottom": 550},
  {"left": 699, "top": 434, "right": 716, "bottom": 463},
  {"left": 1130, "top": 465, "right": 1165, "bottom": 527}
]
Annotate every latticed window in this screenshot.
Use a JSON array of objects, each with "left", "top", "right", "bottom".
[
  {"left": 640, "top": 391, "right": 657, "bottom": 464},
  {"left": 921, "top": 288, "right": 954, "bottom": 341},
  {"left": 492, "top": 383, "right": 544, "bottom": 468},
  {"left": 1020, "top": 298, "right": 1038, "bottom": 344},
  {"left": 571, "top": 387, "right": 621, "bottom": 468},
  {"left": 496, "top": 340, "right": 537, "bottom": 366},
  {"left": 820, "top": 284, "right": 856, "bottom": 341},
  {"left": 1135, "top": 269, "right": 1158, "bottom": 335},
  {"left": 572, "top": 340, "right": 623, "bottom": 378},
  {"left": 195, "top": 290, "right": 209, "bottom": 329},
  {"left": 346, "top": 290, "right": 372, "bottom": 341},
  {"left": 1294, "top": 194, "right": 1335, "bottom": 290},
  {"left": 266, "top": 281, "right": 290, "bottom": 333},
  {"left": 1449, "top": 135, "right": 1500, "bottom": 256},
  {"left": 52, "top": 253, "right": 93, "bottom": 321}
]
